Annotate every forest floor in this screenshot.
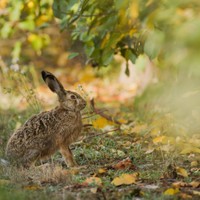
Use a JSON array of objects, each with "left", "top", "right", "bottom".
[{"left": 0, "top": 68, "right": 200, "bottom": 200}]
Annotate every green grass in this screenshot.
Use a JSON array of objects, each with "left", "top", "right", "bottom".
[{"left": 0, "top": 106, "right": 199, "bottom": 200}]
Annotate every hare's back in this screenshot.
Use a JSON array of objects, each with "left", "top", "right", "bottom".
[{"left": 6, "top": 111, "right": 58, "bottom": 157}]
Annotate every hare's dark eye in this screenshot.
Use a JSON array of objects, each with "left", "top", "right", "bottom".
[{"left": 70, "top": 95, "right": 76, "bottom": 99}]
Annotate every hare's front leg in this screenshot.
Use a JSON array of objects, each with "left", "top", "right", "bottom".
[{"left": 60, "top": 145, "right": 77, "bottom": 167}]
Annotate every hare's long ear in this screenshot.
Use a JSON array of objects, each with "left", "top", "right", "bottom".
[{"left": 41, "top": 71, "right": 65, "bottom": 99}]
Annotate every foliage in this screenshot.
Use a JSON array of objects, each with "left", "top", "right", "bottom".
[
  {"left": 53, "top": 0, "right": 200, "bottom": 75},
  {"left": 0, "top": 0, "right": 53, "bottom": 62}
]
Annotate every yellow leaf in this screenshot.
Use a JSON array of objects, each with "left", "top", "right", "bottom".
[
  {"left": 23, "top": 185, "right": 42, "bottom": 190},
  {"left": 164, "top": 188, "right": 179, "bottom": 195},
  {"left": 36, "top": 15, "right": 50, "bottom": 27},
  {"left": 83, "top": 177, "right": 102, "bottom": 186},
  {"left": 92, "top": 116, "right": 114, "bottom": 129},
  {"left": 180, "top": 147, "right": 200, "bottom": 154},
  {"left": 191, "top": 161, "right": 198, "bottom": 167},
  {"left": 150, "top": 127, "right": 161, "bottom": 136},
  {"left": 129, "top": 1, "right": 139, "bottom": 19},
  {"left": 176, "top": 167, "right": 188, "bottom": 177},
  {"left": 100, "top": 33, "right": 110, "bottom": 49},
  {"left": 153, "top": 136, "right": 166, "bottom": 144},
  {"left": 111, "top": 173, "right": 138, "bottom": 186},
  {"left": 98, "top": 168, "right": 107, "bottom": 174}
]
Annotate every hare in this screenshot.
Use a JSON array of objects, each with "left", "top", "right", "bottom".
[{"left": 6, "top": 70, "right": 86, "bottom": 168}]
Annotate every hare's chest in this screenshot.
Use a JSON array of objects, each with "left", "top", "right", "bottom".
[{"left": 58, "top": 112, "right": 82, "bottom": 144}]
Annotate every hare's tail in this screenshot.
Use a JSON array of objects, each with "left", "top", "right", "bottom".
[{"left": 0, "top": 158, "right": 10, "bottom": 166}]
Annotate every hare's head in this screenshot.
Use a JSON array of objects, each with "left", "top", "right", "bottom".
[{"left": 41, "top": 71, "right": 86, "bottom": 111}]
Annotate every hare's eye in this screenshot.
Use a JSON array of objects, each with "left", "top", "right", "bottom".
[{"left": 70, "top": 95, "right": 76, "bottom": 99}]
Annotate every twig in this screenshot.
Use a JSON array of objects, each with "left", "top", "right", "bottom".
[
  {"left": 90, "top": 98, "right": 121, "bottom": 125},
  {"left": 83, "top": 124, "right": 93, "bottom": 128},
  {"left": 74, "top": 128, "right": 120, "bottom": 144},
  {"left": 82, "top": 110, "right": 108, "bottom": 119},
  {"left": 84, "top": 128, "right": 120, "bottom": 140}
]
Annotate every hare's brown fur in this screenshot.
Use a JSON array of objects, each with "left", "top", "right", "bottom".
[{"left": 6, "top": 71, "right": 86, "bottom": 168}]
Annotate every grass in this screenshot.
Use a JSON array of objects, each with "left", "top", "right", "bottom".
[{"left": 0, "top": 102, "right": 199, "bottom": 199}]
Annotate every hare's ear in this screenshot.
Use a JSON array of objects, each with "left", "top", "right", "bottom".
[{"left": 41, "top": 71, "right": 65, "bottom": 97}]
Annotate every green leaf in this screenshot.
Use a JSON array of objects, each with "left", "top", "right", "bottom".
[
  {"left": 101, "top": 48, "right": 114, "bottom": 66},
  {"left": 144, "top": 30, "right": 164, "bottom": 59},
  {"left": 9, "top": 1, "right": 23, "bottom": 21},
  {"left": 135, "top": 54, "right": 149, "bottom": 71},
  {"left": 125, "top": 49, "right": 137, "bottom": 64},
  {"left": 1, "top": 23, "right": 12, "bottom": 38},
  {"left": 18, "top": 20, "right": 35, "bottom": 31},
  {"left": 84, "top": 41, "right": 95, "bottom": 56},
  {"left": 68, "top": 52, "right": 79, "bottom": 59},
  {"left": 125, "top": 62, "right": 130, "bottom": 76},
  {"left": 12, "top": 41, "right": 22, "bottom": 60}
]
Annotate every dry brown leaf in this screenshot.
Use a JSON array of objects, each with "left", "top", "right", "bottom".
[
  {"left": 82, "top": 177, "right": 102, "bottom": 186},
  {"left": 172, "top": 181, "right": 187, "bottom": 188},
  {"left": 189, "top": 181, "right": 200, "bottom": 188},
  {"left": 112, "top": 157, "right": 136, "bottom": 170},
  {"left": 90, "top": 187, "right": 98, "bottom": 194},
  {"left": 111, "top": 173, "right": 138, "bottom": 186},
  {"left": 145, "top": 148, "right": 155, "bottom": 154},
  {"left": 193, "top": 190, "right": 200, "bottom": 196},
  {"left": 179, "top": 193, "right": 192, "bottom": 199}
]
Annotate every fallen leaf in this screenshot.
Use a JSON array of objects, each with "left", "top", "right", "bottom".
[
  {"left": 189, "top": 181, "right": 200, "bottom": 188},
  {"left": 180, "top": 147, "right": 200, "bottom": 154},
  {"left": 176, "top": 167, "right": 188, "bottom": 177},
  {"left": 92, "top": 116, "right": 114, "bottom": 129},
  {"left": 98, "top": 168, "right": 107, "bottom": 174},
  {"left": 142, "top": 184, "right": 159, "bottom": 190},
  {"left": 172, "top": 181, "right": 187, "bottom": 188},
  {"left": 132, "top": 124, "right": 147, "bottom": 133},
  {"left": 191, "top": 161, "right": 198, "bottom": 167},
  {"left": 111, "top": 173, "right": 138, "bottom": 186},
  {"left": 164, "top": 188, "right": 179, "bottom": 195},
  {"left": 179, "top": 193, "right": 192, "bottom": 199},
  {"left": 82, "top": 177, "right": 102, "bottom": 186},
  {"left": 193, "top": 190, "right": 200, "bottom": 196},
  {"left": 90, "top": 187, "right": 98, "bottom": 194},
  {"left": 112, "top": 157, "right": 136, "bottom": 170},
  {"left": 23, "top": 184, "right": 42, "bottom": 190},
  {"left": 153, "top": 136, "right": 166, "bottom": 144},
  {"left": 145, "top": 148, "right": 154, "bottom": 154}
]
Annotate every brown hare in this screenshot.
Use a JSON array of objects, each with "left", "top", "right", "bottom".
[{"left": 6, "top": 70, "right": 86, "bottom": 168}]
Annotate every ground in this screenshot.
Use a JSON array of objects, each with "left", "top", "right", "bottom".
[
  {"left": 0, "top": 100, "right": 199, "bottom": 199},
  {"left": 0, "top": 68, "right": 199, "bottom": 200}
]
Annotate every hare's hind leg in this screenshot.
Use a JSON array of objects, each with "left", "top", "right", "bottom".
[
  {"left": 60, "top": 146, "right": 77, "bottom": 167},
  {"left": 22, "top": 149, "right": 40, "bottom": 168}
]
